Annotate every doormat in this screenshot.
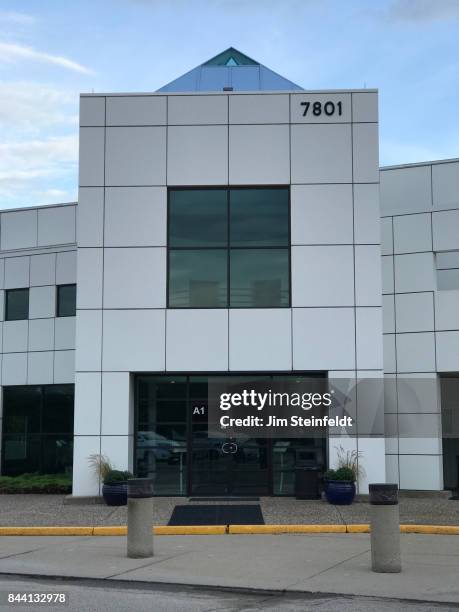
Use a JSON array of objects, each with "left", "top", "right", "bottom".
[{"left": 168, "top": 504, "right": 265, "bottom": 526}]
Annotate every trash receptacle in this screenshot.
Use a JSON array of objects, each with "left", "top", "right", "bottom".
[{"left": 295, "top": 466, "right": 321, "bottom": 500}]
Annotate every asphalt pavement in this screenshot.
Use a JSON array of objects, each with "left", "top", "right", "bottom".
[{"left": 0, "top": 575, "right": 457, "bottom": 612}]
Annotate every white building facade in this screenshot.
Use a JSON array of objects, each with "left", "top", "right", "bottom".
[
  {"left": 0, "top": 49, "right": 457, "bottom": 497},
  {"left": 380, "top": 159, "right": 459, "bottom": 491}
]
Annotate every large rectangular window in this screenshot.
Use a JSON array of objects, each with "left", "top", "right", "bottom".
[
  {"left": 168, "top": 187, "right": 290, "bottom": 308},
  {"left": 1, "top": 385, "right": 74, "bottom": 476}
]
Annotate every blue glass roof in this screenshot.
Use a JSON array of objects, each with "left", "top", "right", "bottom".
[{"left": 158, "top": 47, "right": 303, "bottom": 92}]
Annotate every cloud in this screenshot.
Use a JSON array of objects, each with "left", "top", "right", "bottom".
[
  {"left": 0, "top": 135, "right": 78, "bottom": 204},
  {"left": 0, "top": 11, "right": 36, "bottom": 26},
  {"left": 0, "top": 82, "right": 78, "bottom": 134},
  {"left": 0, "top": 79, "right": 80, "bottom": 207},
  {"left": 42, "top": 188, "right": 69, "bottom": 198},
  {"left": 386, "top": 0, "right": 459, "bottom": 23},
  {"left": 0, "top": 42, "right": 95, "bottom": 75}
]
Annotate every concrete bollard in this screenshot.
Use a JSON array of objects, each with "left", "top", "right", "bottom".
[
  {"left": 369, "top": 483, "right": 401, "bottom": 573},
  {"left": 127, "top": 478, "right": 153, "bottom": 559}
]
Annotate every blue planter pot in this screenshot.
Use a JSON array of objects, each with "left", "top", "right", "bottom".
[
  {"left": 324, "top": 480, "right": 356, "bottom": 505},
  {"left": 102, "top": 482, "right": 128, "bottom": 506}
]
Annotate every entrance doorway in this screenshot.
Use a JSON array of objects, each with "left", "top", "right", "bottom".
[
  {"left": 190, "top": 435, "right": 269, "bottom": 495},
  {"left": 134, "top": 374, "right": 326, "bottom": 496}
]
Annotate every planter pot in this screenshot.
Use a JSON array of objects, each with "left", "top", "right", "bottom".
[
  {"left": 324, "top": 480, "right": 355, "bottom": 505},
  {"left": 102, "top": 482, "right": 128, "bottom": 506}
]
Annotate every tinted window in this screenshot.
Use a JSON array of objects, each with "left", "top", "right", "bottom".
[
  {"left": 230, "top": 188, "right": 289, "bottom": 247},
  {"left": 169, "top": 250, "right": 227, "bottom": 307},
  {"left": 57, "top": 284, "right": 76, "bottom": 317},
  {"left": 169, "top": 190, "right": 227, "bottom": 247},
  {"left": 42, "top": 385, "right": 75, "bottom": 434},
  {"left": 168, "top": 188, "right": 290, "bottom": 308},
  {"left": 230, "top": 249, "right": 290, "bottom": 307},
  {"left": 5, "top": 288, "right": 29, "bottom": 321},
  {"left": 1, "top": 385, "right": 74, "bottom": 476},
  {"left": 3, "top": 386, "right": 42, "bottom": 434}
]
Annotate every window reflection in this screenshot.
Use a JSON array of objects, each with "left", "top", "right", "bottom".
[
  {"left": 168, "top": 250, "right": 227, "bottom": 307},
  {"left": 230, "top": 249, "right": 289, "bottom": 307},
  {"left": 230, "top": 188, "right": 289, "bottom": 247},
  {"left": 169, "top": 189, "right": 227, "bottom": 247},
  {"left": 2, "top": 385, "right": 74, "bottom": 476}
]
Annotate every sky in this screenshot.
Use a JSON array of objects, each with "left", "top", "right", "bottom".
[{"left": 0, "top": 0, "right": 458, "bottom": 209}]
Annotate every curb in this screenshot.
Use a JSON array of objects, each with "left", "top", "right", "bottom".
[
  {"left": 228, "top": 524, "right": 347, "bottom": 534},
  {"left": 0, "top": 524, "right": 458, "bottom": 536}
]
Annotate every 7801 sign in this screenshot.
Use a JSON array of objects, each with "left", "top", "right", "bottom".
[{"left": 300, "top": 100, "right": 343, "bottom": 117}]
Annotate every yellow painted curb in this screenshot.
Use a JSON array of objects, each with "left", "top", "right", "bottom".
[
  {"left": 401, "top": 524, "right": 459, "bottom": 535},
  {"left": 0, "top": 526, "right": 94, "bottom": 536},
  {"left": 228, "top": 524, "right": 347, "bottom": 534},
  {"left": 83, "top": 526, "right": 227, "bottom": 536},
  {"left": 346, "top": 524, "right": 371, "bottom": 533},
  {"left": 93, "top": 526, "right": 127, "bottom": 536},
  {"left": 155, "top": 525, "right": 227, "bottom": 536},
  {"left": 0, "top": 524, "right": 458, "bottom": 536}
]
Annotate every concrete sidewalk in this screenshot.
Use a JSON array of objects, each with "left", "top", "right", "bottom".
[{"left": 0, "top": 533, "right": 458, "bottom": 605}]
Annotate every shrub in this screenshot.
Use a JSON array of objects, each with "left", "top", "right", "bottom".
[
  {"left": 334, "top": 445, "right": 366, "bottom": 483},
  {"left": 88, "top": 454, "right": 113, "bottom": 482},
  {"left": 333, "top": 467, "right": 356, "bottom": 482},
  {"left": 103, "top": 469, "right": 133, "bottom": 484},
  {"left": 0, "top": 473, "right": 72, "bottom": 494}
]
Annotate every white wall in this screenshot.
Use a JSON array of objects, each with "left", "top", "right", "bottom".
[
  {"left": 74, "top": 90, "right": 383, "bottom": 495},
  {"left": 380, "top": 159, "right": 459, "bottom": 491},
  {"left": 0, "top": 204, "right": 77, "bottom": 474},
  {"left": 0, "top": 205, "right": 77, "bottom": 388}
]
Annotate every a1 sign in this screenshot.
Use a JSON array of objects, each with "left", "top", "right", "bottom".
[{"left": 192, "top": 404, "right": 207, "bottom": 421}]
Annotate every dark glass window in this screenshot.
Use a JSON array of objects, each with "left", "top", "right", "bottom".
[
  {"left": 168, "top": 187, "right": 290, "bottom": 308},
  {"left": 136, "top": 376, "right": 187, "bottom": 495},
  {"left": 230, "top": 189, "right": 289, "bottom": 247},
  {"left": 3, "top": 386, "right": 42, "bottom": 435},
  {"left": 1, "top": 385, "right": 74, "bottom": 476},
  {"left": 169, "top": 190, "right": 227, "bottom": 247},
  {"left": 230, "top": 249, "right": 289, "bottom": 307},
  {"left": 57, "top": 284, "right": 76, "bottom": 317},
  {"left": 169, "top": 250, "right": 227, "bottom": 307},
  {"left": 42, "top": 385, "right": 75, "bottom": 434},
  {"left": 5, "top": 288, "right": 29, "bottom": 321}
]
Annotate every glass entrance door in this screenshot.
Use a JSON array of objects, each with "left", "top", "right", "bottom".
[
  {"left": 134, "top": 374, "right": 326, "bottom": 496},
  {"left": 190, "top": 432, "right": 269, "bottom": 496},
  {"left": 189, "top": 387, "right": 269, "bottom": 495}
]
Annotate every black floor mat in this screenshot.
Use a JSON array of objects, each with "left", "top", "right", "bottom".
[{"left": 168, "top": 504, "right": 265, "bottom": 526}]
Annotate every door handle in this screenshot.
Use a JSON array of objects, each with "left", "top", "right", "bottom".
[{"left": 222, "top": 442, "right": 238, "bottom": 454}]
